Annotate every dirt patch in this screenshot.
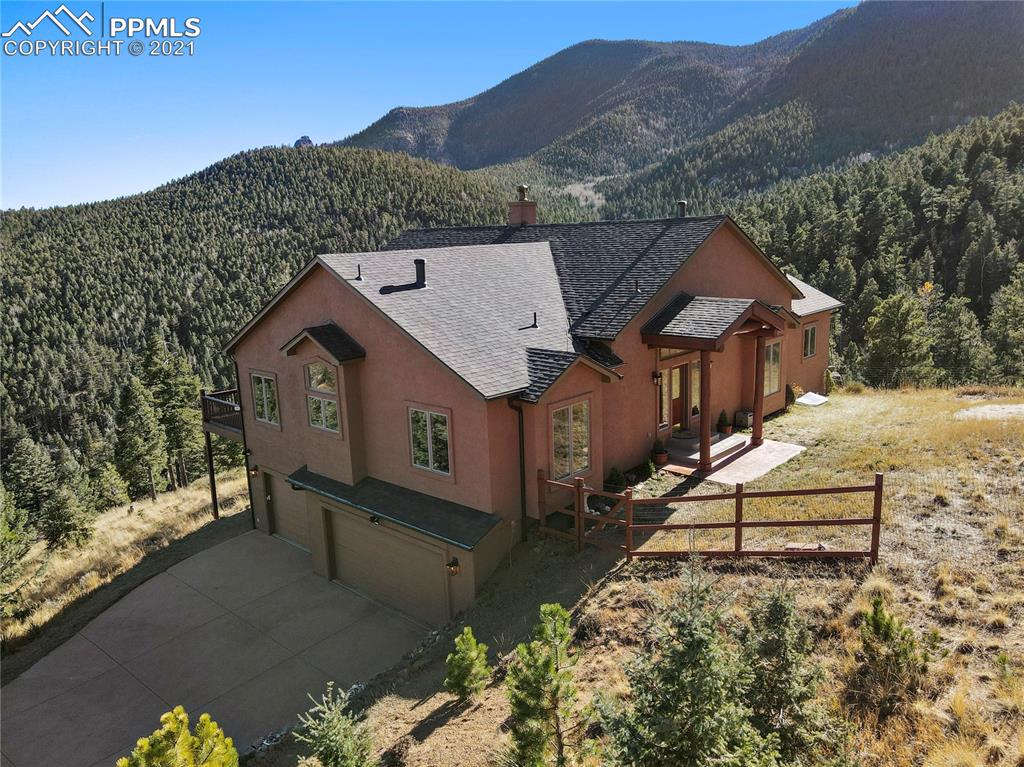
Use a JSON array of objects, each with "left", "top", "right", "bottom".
[{"left": 954, "top": 403, "right": 1024, "bottom": 420}]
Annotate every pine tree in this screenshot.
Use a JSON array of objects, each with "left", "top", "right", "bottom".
[
  {"left": 444, "top": 626, "right": 491, "bottom": 701},
  {"left": 115, "top": 376, "right": 167, "bottom": 498},
  {"left": 159, "top": 353, "right": 204, "bottom": 483},
  {"left": 3, "top": 436, "right": 58, "bottom": 529},
  {"left": 1, "top": 481, "right": 32, "bottom": 617},
  {"left": 863, "top": 293, "right": 935, "bottom": 387},
  {"left": 986, "top": 265, "right": 1024, "bottom": 383},
  {"left": 930, "top": 295, "right": 993, "bottom": 385},
  {"left": 118, "top": 706, "right": 238, "bottom": 767},
  {"left": 601, "top": 570, "right": 779, "bottom": 767},
  {"left": 91, "top": 462, "right": 131, "bottom": 511},
  {"left": 38, "top": 485, "right": 93, "bottom": 549},
  {"left": 505, "top": 603, "right": 587, "bottom": 767}
]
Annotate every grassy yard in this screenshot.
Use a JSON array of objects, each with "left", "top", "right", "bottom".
[
  {"left": 252, "top": 388, "right": 1024, "bottom": 766},
  {"left": 1, "top": 469, "right": 250, "bottom": 651}
]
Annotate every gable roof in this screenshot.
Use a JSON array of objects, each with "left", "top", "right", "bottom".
[
  {"left": 787, "top": 274, "right": 844, "bottom": 317},
  {"left": 280, "top": 323, "right": 365, "bottom": 364},
  {"left": 642, "top": 293, "right": 787, "bottom": 351},
  {"left": 319, "top": 242, "right": 573, "bottom": 399},
  {"left": 386, "top": 215, "right": 798, "bottom": 340}
]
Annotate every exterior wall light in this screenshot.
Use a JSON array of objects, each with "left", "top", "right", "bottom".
[
  {"left": 248, "top": 465, "right": 260, "bottom": 477},
  {"left": 369, "top": 515, "right": 382, "bottom": 526},
  {"left": 446, "top": 557, "right": 461, "bottom": 576},
  {"left": 651, "top": 371, "right": 662, "bottom": 386}
]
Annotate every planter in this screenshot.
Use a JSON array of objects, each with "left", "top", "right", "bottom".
[
  {"left": 653, "top": 450, "right": 669, "bottom": 467},
  {"left": 718, "top": 425, "right": 733, "bottom": 435}
]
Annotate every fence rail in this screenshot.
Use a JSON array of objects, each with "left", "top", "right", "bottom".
[{"left": 537, "top": 470, "right": 883, "bottom": 565}]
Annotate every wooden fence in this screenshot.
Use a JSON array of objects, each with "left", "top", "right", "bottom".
[{"left": 537, "top": 470, "right": 883, "bottom": 565}]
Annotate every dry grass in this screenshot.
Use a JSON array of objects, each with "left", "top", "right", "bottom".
[
  {"left": 1, "top": 470, "right": 248, "bottom": 644},
  {"left": 252, "top": 388, "right": 1024, "bottom": 766}
]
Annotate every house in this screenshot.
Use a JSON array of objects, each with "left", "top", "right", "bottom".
[{"left": 204, "top": 188, "right": 841, "bottom": 626}]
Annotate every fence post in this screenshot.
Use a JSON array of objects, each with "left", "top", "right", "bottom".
[
  {"left": 624, "top": 488, "right": 634, "bottom": 562},
  {"left": 574, "top": 477, "right": 585, "bottom": 552},
  {"left": 734, "top": 482, "right": 744, "bottom": 553},
  {"left": 870, "top": 472, "right": 883, "bottom": 565},
  {"left": 536, "top": 469, "right": 547, "bottom": 536}
]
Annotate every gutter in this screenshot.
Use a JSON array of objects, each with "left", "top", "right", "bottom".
[{"left": 507, "top": 397, "right": 528, "bottom": 543}]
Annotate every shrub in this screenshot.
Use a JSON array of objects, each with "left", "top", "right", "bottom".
[
  {"left": 296, "top": 683, "right": 378, "bottom": 767},
  {"left": 847, "top": 596, "right": 927, "bottom": 718},
  {"left": 844, "top": 380, "right": 866, "bottom": 394},
  {"left": 823, "top": 369, "right": 836, "bottom": 395},
  {"left": 785, "top": 384, "right": 802, "bottom": 408},
  {"left": 504, "top": 603, "right": 589, "bottom": 766},
  {"left": 640, "top": 457, "right": 656, "bottom": 480},
  {"left": 605, "top": 468, "right": 627, "bottom": 493},
  {"left": 601, "top": 569, "right": 780, "bottom": 767},
  {"left": 116, "top": 706, "right": 237, "bottom": 767},
  {"left": 444, "top": 626, "right": 491, "bottom": 700},
  {"left": 717, "top": 409, "right": 730, "bottom": 429},
  {"left": 652, "top": 437, "right": 666, "bottom": 454}
]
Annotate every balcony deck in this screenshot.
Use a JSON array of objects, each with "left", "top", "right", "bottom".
[{"left": 202, "top": 388, "right": 243, "bottom": 442}]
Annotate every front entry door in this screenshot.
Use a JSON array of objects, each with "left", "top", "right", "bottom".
[
  {"left": 670, "top": 365, "right": 686, "bottom": 433},
  {"left": 686, "top": 360, "right": 701, "bottom": 431}
]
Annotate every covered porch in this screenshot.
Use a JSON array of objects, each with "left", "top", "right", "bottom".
[{"left": 642, "top": 293, "right": 787, "bottom": 474}]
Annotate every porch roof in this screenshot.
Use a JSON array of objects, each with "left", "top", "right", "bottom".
[
  {"left": 641, "top": 293, "right": 785, "bottom": 351},
  {"left": 280, "top": 322, "right": 366, "bottom": 365},
  {"left": 287, "top": 467, "right": 500, "bottom": 551}
]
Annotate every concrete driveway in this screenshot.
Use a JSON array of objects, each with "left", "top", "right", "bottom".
[{"left": 1, "top": 531, "right": 425, "bottom": 767}]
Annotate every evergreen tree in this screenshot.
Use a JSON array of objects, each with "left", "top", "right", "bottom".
[
  {"left": 444, "top": 626, "right": 491, "bottom": 701},
  {"left": 930, "top": 295, "right": 993, "bottom": 385},
  {"left": 115, "top": 376, "right": 167, "bottom": 498},
  {"left": 3, "top": 436, "right": 57, "bottom": 528},
  {"left": 986, "top": 265, "right": 1024, "bottom": 383},
  {"left": 863, "top": 293, "right": 935, "bottom": 387},
  {"left": 505, "top": 603, "right": 587, "bottom": 767},
  {"left": 1, "top": 481, "right": 32, "bottom": 617},
  {"left": 118, "top": 706, "right": 238, "bottom": 767},
  {"left": 38, "top": 485, "right": 93, "bottom": 549},
  {"left": 91, "top": 462, "right": 131, "bottom": 511},
  {"left": 601, "top": 570, "right": 779, "bottom": 767},
  {"left": 159, "top": 353, "right": 205, "bottom": 483}
]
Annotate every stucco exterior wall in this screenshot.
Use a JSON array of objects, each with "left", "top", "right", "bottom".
[
  {"left": 233, "top": 266, "right": 499, "bottom": 518},
  {"left": 787, "top": 311, "right": 832, "bottom": 396}
]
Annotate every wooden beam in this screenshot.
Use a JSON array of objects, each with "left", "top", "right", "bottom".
[
  {"left": 753, "top": 334, "right": 765, "bottom": 446},
  {"left": 699, "top": 349, "right": 711, "bottom": 472},
  {"left": 205, "top": 430, "right": 219, "bottom": 520}
]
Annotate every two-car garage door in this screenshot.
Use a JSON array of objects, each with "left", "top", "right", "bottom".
[{"left": 329, "top": 506, "right": 449, "bottom": 627}]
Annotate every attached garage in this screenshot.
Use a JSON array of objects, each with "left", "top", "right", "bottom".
[
  {"left": 265, "top": 472, "right": 310, "bottom": 549},
  {"left": 286, "top": 467, "right": 504, "bottom": 627},
  {"left": 330, "top": 506, "right": 448, "bottom": 626}
]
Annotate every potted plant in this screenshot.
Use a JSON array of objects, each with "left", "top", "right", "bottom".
[
  {"left": 652, "top": 437, "right": 669, "bottom": 467},
  {"left": 717, "top": 410, "right": 733, "bottom": 435}
]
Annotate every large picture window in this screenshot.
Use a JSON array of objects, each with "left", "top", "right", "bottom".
[
  {"left": 552, "top": 400, "right": 590, "bottom": 479},
  {"left": 410, "top": 407, "right": 450, "bottom": 474},
  {"left": 251, "top": 373, "right": 279, "bottom": 425},
  {"left": 802, "top": 326, "right": 817, "bottom": 358},
  {"left": 305, "top": 362, "right": 339, "bottom": 433},
  {"left": 764, "top": 340, "right": 782, "bottom": 396}
]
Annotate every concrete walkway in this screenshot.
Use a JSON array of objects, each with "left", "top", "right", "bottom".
[{"left": 1, "top": 531, "right": 425, "bottom": 767}]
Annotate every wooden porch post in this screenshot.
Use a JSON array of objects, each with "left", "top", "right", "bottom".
[
  {"left": 752, "top": 335, "right": 766, "bottom": 446},
  {"left": 698, "top": 349, "right": 712, "bottom": 472},
  {"left": 204, "top": 429, "right": 219, "bottom": 520}
]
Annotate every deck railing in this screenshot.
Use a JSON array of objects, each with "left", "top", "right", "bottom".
[
  {"left": 201, "top": 388, "right": 242, "bottom": 433},
  {"left": 537, "top": 470, "right": 883, "bottom": 565}
]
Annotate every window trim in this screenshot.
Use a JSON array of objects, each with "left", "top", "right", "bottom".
[
  {"left": 802, "top": 325, "right": 817, "bottom": 359},
  {"left": 407, "top": 403, "right": 453, "bottom": 478},
  {"left": 764, "top": 340, "right": 782, "bottom": 396},
  {"left": 304, "top": 359, "right": 341, "bottom": 435},
  {"left": 550, "top": 396, "right": 592, "bottom": 480},
  {"left": 250, "top": 370, "right": 280, "bottom": 428}
]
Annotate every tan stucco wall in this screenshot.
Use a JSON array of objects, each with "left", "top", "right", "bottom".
[{"left": 787, "top": 310, "right": 832, "bottom": 396}]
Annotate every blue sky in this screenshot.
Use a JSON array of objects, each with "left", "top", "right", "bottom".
[{"left": 1, "top": 1, "right": 855, "bottom": 209}]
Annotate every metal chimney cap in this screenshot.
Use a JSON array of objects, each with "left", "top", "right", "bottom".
[
  {"left": 677, "top": 200, "right": 688, "bottom": 218},
  {"left": 517, "top": 184, "right": 530, "bottom": 202}
]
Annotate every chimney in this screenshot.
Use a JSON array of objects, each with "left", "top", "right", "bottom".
[
  {"left": 414, "top": 258, "right": 426, "bottom": 287},
  {"left": 677, "top": 200, "right": 688, "bottom": 218},
  {"left": 508, "top": 184, "right": 537, "bottom": 226},
  {"left": 379, "top": 258, "right": 427, "bottom": 294}
]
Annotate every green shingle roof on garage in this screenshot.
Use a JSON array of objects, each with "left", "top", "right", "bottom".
[{"left": 287, "top": 467, "right": 501, "bottom": 551}]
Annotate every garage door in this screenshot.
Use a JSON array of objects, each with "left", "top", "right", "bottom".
[
  {"left": 266, "top": 473, "right": 309, "bottom": 550},
  {"left": 330, "top": 507, "right": 448, "bottom": 626}
]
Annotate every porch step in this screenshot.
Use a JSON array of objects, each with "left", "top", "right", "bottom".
[
  {"left": 673, "top": 433, "right": 749, "bottom": 467},
  {"left": 671, "top": 431, "right": 725, "bottom": 452}
]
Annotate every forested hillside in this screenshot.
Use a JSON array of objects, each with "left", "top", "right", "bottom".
[{"left": 343, "top": 2, "right": 1024, "bottom": 181}]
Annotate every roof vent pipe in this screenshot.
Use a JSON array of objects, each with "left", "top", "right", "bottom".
[
  {"left": 677, "top": 200, "right": 688, "bottom": 218},
  {"left": 414, "top": 258, "right": 426, "bottom": 288}
]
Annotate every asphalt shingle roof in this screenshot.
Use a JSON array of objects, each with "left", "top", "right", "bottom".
[
  {"left": 642, "top": 294, "right": 755, "bottom": 340},
  {"left": 298, "top": 323, "right": 366, "bottom": 363},
  {"left": 319, "top": 243, "right": 572, "bottom": 398},
  {"left": 788, "top": 275, "right": 843, "bottom": 317},
  {"left": 522, "top": 349, "right": 580, "bottom": 403},
  {"left": 385, "top": 216, "right": 728, "bottom": 340},
  {"left": 288, "top": 467, "right": 500, "bottom": 550}
]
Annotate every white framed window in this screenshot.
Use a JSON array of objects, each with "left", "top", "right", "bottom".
[
  {"left": 251, "top": 373, "right": 279, "bottom": 425},
  {"left": 305, "top": 362, "right": 339, "bottom": 433},
  {"left": 552, "top": 400, "right": 590, "bottom": 479},
  {"left": 409, "top": 407, "right": 450, "bottom": 474},
  {"left": 802, "top": 326, "right": 817, "bottom": 358},
  {"left": 764, "top": 340, "right": 782, "bottom": 396}
]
